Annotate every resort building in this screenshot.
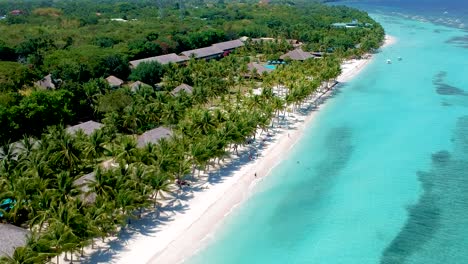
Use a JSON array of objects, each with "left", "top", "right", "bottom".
[
  {"left": 66, "top": 121, "right": 104, "bottom": 136},
  {"left": 332, "top": 19, "right": 360, "bottom": 28},
  {"left": 171, "top": 83, "right": 193, "bottom": 96},
  {"left": 280, "top": 49, "right": 315, "bottom": 61},
  {"left": 106, "top": 75, "right": 124, "bottom": 88},
  {"left": 137, "top": 126, "right": 173, "bottom": 147},
  {"left": 129, "top": 53, "right": 188, "bottom": 68},
  {"left": 129, "top": 39, "right": 244, "bottom": 68},
  {"left": 212, "top": 39, "right": 245, "bottom": 55},
  {"left": 181, "top": 46, "right": 224, "bottom": 60},
  {"left": 0, "top": 224, "right": 29, "bottom": 258}
]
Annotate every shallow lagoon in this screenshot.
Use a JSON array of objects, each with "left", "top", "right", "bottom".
[{"left": 188, "top": 9, "right": 468, "bottom": 264}]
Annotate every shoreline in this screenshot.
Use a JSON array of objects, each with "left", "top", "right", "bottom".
[{"left": 89, "top": 35, "right": 397, "bottom": 264}]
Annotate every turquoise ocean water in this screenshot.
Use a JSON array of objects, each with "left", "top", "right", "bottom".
[{"left": 188, "top": 3, "right": 468, "bottom": 264}]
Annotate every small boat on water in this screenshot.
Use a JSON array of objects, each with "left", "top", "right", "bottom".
[
  {"left": 398, "top": 56, "right": 402, "bottom": 61},
  {"left": 387, "top": 59, "right": 392, "bottom": 64}
]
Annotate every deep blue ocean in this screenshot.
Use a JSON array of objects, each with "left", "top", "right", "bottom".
[
  {"left": 184, "top": 1, "right": 468, "bottom": 263},
  {"left": 336, "top": 0, "right": 467, "bottom": 29}
]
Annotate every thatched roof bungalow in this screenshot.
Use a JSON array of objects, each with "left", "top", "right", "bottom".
[
  {"left": 106, "top": 75, "right": 124, "bottom": 88},
  {"left": 73, "top": 172, "right": 97, "bottom": 204},
  {"left": 280, "top": 49, "right": 315, "bottom": 61},
  {"left": 171, "top": 83, "right": 193, "bottom": 96},
  {"left": 0, "top": 224, "right": 29, "bottom": 258},
  {"left": 129, "top": 81, "right": 150, "bottom": 92},
  {"left": 66, "top": 121, "right": 103, "bottom": 136},
  {"left": 247, "top": 62, "right": 274, "bottom": 76},
  {"left": 137, "top": 126, "right": 173, "bottom": 147}
]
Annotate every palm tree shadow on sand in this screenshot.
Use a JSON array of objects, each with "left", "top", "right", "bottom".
[{"left": 82, "top": 190, "right": 192, "bottom": 263}]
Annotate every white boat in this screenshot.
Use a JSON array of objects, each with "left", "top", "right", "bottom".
[
  {"left": 398, "top": 56, "right": 402, "bottom": 61},
  {"left": 386, "top": 59, "right": 392, "bottom": 64}
]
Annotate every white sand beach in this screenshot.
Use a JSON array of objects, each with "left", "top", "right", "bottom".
[{"left": 82, "top": 35, "right": 396, "bottom": 264}]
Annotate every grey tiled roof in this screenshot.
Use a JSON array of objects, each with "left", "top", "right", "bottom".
[
  {"left": 181, "top": 46, "right": 223, "bottom": 59},
  {"left": 66, "top": 121, "right": 104, "bottom": 136},
  {"left": 0, "top": 224, "right": 29, "bottom": 257},
  {"left": 212, "top": 39, "right": 244, "bottom": 51},
  {"left": 106, "top": 75, "right": 124, "bottom": 87},
  {"left": 137, "top": 126, "right": 173, "bottom": 147},
  {"left": 129, "top": 53, "right": 188, "bottom": 68},
  {"left": 171, "top": 83, "right": 193, "bottom": 96},
  {"left": 280, "top": 49, "right": 314, "bottom": 61}
]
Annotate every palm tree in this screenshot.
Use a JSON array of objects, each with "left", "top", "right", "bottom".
[
  {"left": 45, "top": 128, "right": 81, "bottom": 173},
  {"left": 54, "top": 171, "right": 80, "bottom": 203},
  {"left": 1, "top": 175, "right": 34, "bottom": 226},
  {"left": 114, "top": 135, "right": 139, "bottom": 164},
  {"left": 115, "top": 188, "right": 137, "bottom": 225},
  {"left": 80, "top": 129, "right": 109, "bottom": 162},
  {"left": 0, "top": 142, "right": 18, "bottom": 175},
  {"left": 43, "top": 221, "right": 77, "bottom": 264},
  {"left": 88, "top": 168, "right": 115, "bottom": 198},
  {"left": 18, "top": 151, "right": 52, "bottom": 180},
  {"left": 0, "top": 246, "right": 41, "bottom": 264},
  {"left": 17, "top": 136, "right": 36, "bottom": 160},
  {"left": 145, "top": 167, "right": 173, "bottom": 208},
  {"left": 29, "top": 189, "right": 55, "bottom": 232},
  {"left": 121, "top": 104, "right": 142, "bottom": 134}
]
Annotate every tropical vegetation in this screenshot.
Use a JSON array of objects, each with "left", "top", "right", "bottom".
[{"left": 0, "top": 0, "right": 384, "bottom": 262}]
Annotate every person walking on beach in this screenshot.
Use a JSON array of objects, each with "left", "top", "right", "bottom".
[{"left": 255, "top": 173, "right": 257, "bottom": 177}]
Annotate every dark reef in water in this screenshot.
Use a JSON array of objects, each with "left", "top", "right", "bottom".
[
  {"left": 380, "top": 116, "right": 468, "bottom": 264},
  {"left": 433, "top": 71, "right": 467, "bottom": 96},
  {"left": 445, "top": 35, "right": 468, "bottom": 48},
  {"left": 268, "top": 126, "right": 354, "bottom": 245}
]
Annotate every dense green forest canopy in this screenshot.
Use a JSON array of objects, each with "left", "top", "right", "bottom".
[
  {"left": 0, "top": 1, "right": 383, "bottom": 262},
  {"left": 0, "top": 0, "right": 383, "bottom": 144}
]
